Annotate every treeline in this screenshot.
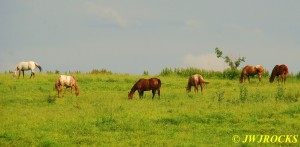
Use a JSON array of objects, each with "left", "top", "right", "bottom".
[
  {"left": 5, "top": 68, "right": 300, "bottom": 80},
  {"left": 159, "top": 67, "right": 263, "bottom": 79},
  {"left": 159, "top": 67, "right": 300, "bottom": 80}
]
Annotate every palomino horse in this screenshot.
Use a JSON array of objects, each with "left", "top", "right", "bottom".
[
  {"left": 55, "top": 75, "right": 80, "bottom": 98},
  {"left": 128, "top": 78, "right": 161, "bottom": 99},
  {"left": 240, "top": 65, "right": 264, "bottom": 83},
  {"left": 186, "top": 74, "right": 209, "bottom": 94},
  {"left": 269, "top": 64, "right": 289, "bottom": 84},
  {"left": 14, "top": 61, "right": 42, "bottom": 78}
]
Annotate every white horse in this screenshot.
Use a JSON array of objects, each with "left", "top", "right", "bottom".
[
  {"left": 13, "top": 61, "right": 42, "bottom": 78},
  {"left": 55, "top": 75, "right": 80, "bottom": 98}
]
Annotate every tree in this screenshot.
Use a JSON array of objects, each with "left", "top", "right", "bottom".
[{"left": 214, "top": 47, "right": 246, "bottom": 70}]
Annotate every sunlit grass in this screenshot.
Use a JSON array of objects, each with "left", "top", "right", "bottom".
[{"left": 0, "top": 73, "right": 299, "bottom": 146}]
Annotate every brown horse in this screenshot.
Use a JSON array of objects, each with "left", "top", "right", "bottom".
[
  {"left": 186, "top": 74, "right": 209, "bottom": 94},
  {"left": 240, "top": 65, "right": 265, "bottom": 83},
  {"left": 128, "top": 78, "right": 161, "bottom": 99},
  {"left": 55, "top": 75, "right": 80, "bottom": 98},
  {"left": 269, "top": 64, "right": 289, "bottom": 84}
]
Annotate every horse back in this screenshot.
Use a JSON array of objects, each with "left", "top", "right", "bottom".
[
  {"left": 279, "top": 64, "right": 289, "bottom": 74},
  {"left": 59, "top": 75, "right": 76, "bottom": 87},
  {"left": 149, "top": 78, "right": 161, "bottom": 89},
  {"left": 136, "top": 78, "right": 160, "bottom": 91}
]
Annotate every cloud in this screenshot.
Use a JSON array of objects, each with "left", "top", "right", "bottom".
[
  {"left": 85, "top": 2, "right": 129, "bottom": 27},
  {"left": 183, "top": 53, "right": 228, "bottom": 71}
]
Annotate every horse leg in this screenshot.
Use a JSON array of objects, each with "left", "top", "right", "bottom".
[
  {"left": 152, "top": 90, "right": 156, "bottom": 99},
  {"left": 194, "top": 83, "right": 198, "bottom": 93},
  {"left": 158, "top": 89, "right": 160, "bottom": 99},
  {"left": 258, "top": 74, "right": 262, "bottom": 84},
  {"left": 18, "top": 71, "right": 21, "bottom": 79},
  {"left": 70, "top": 86, "right": 73, "bottom": 95},
  {"left": 247, "top": 76, "right": 250, "bottom": 83},
  {"left": 200, "top": 84, "right": 204, "bottom": 95},
  {"left": 22, "top": 70, "right": 25, "bottom": 78},
  {"left": 61, "top": 84, "right": 66, "bottom": 97},
  {"left": 57, "top": 86, "right": 61, "bottom": 98},
  {"left": 138, "top": 90, "right": 142, "bottom": 99}
]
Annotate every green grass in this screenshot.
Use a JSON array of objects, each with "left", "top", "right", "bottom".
[{"left": 0, "top": 73, "right": 300, "bottom": 146}]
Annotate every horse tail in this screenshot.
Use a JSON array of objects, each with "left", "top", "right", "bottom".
[
  {"left": 157, "top": 78, "right": 161, "bottom": 88},
  {"left": 35, "top": 63, "right": 42, "bottom": 72},
  {"left": 199, "top": 76, "right": 209, "bottom": 85},
  {"left": 269, "top": 65, "right": 279, "bottom": 83}
]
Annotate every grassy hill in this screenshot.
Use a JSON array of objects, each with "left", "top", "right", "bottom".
[{"left": 0, "top": 73, "right": 299, "bottom": 146}]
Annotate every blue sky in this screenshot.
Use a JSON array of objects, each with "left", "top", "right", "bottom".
[{"left": 1, "top": 0, "right": 299, "bottom": 74}]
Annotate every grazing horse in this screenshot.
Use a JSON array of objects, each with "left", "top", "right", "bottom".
[
  {"left": 14, "top": 61, "right": 42, "bottom": 78},
  {"left": 128, "top": 78, "right": 161, "bottom": 99},
  {"left": 240, "top": 65, "right": 264, "bottom": 83},
  {"left": 55, "top": 75, "right": 80, "bottom": 98},
  {"left": 270, "top": 64, "right": 289, "bottom": 84},
  {"left": 186, "top": 74, "right": 209, "bottom": 94}
]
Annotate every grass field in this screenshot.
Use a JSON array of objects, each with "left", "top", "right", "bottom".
[{"left": 0, "top": 73, "right": 300, "bottom": 146}]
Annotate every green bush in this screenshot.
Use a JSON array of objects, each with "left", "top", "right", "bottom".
[{"left": 223, "top": 68, "right": 240, "bottom": 80}]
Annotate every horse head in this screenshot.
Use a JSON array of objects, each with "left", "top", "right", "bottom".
[
  {"left": 13, "top": 67, "right": 19, "bottom": 78},
  {"left": 128, "top": 92, "right": 134, "bottom": 99}
]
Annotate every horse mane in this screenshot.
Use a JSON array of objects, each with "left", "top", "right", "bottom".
[
  {"left": 270, "top": 65, "right": 279, "bottom": 83},
  {"left": 129, "top": 79, "right": 142, "bottom": 96}
]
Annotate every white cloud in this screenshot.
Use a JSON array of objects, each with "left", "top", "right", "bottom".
[
  {"left": 183, "top": 53, "right": 228, "bottom": 71},
  {"left": 85, "top": 2, "right": 129, "bottom": 27}
]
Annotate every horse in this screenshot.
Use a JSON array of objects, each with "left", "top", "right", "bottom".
[
  {"left": 128, "top": 78, "right": 161, "bottom": 99},
  {"left": 240, "top": 65, "right": 264, "bottom": 83},
  {"left": 186, "top": 74, "right": 209, "bottom": 94},
  {"left": 13, "top": 61, "right": 42, "bottom": 79},
  {"left": 269, "top": 64, "right": 289, "bottom": 84},
  {"left": 13, "top": 61, "right": 42, "bottom": 78},
  {"left": 55, "top": 75, "right": 80, "bottom": 98}
]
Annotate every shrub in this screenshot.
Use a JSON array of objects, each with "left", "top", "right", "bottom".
[
  {"left": 159, "top": 67, "right": 223, "bottom": 78},
  {"left": 296, "top": 71, "right": 300, "bottom": 80},
  {"left": 223, "top": 68, "right": 240, "bottom": 80},
  {"left": 90, "top": 69, "right": 112, "bottom": 74},
  {"left": 159, "top": 67, "right": 174, "bottom": 76},
  {"left": 143, "top": 70, "right": 149, "bottom": 76}
]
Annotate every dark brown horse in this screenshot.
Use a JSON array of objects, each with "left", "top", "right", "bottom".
[
  {"left": 128, "top": 78, "right": 161, "bottom": 99},
  {"left": 186, "top": 74, "right": 209, "bottom": 94},
  {"left": 269, "top": 64, "right": 289, "bottom": 84},
  {"left": 240, "top": 65, "right": 264, "bottom": 83}
]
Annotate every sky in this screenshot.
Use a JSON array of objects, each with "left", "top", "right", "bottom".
[{"left": 1, "top": 0, "right": 299, "bottom": 75}]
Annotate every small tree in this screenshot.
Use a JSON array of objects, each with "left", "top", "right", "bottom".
[{"left": 215, "top": 47, "right": 246, "bottom": 70}]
